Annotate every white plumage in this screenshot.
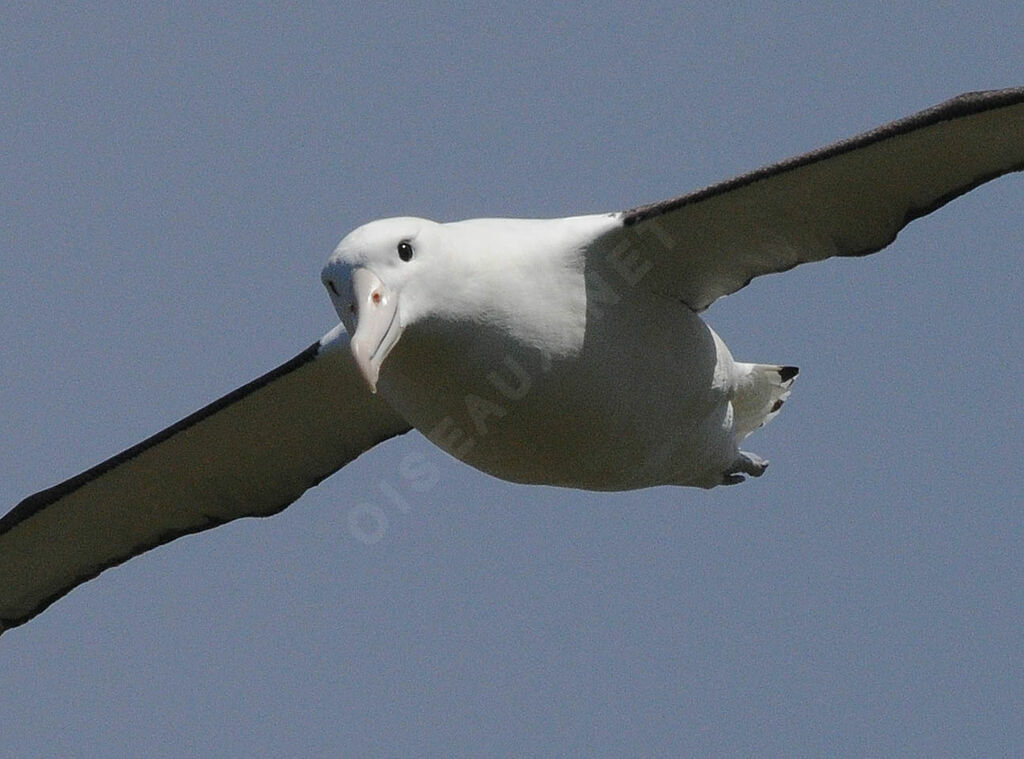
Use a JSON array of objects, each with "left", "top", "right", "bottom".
[{"left": 322, "top": 214, "right": 789, "bottom": 490}]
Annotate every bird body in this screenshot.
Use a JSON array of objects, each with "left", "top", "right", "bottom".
[{"left": 326, "top": 214, "right": 785, "bottom": 490}]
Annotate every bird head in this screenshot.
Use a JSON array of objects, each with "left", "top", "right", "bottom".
[{"left": 321, "top": 217, "right": 443, "bottom": 392}]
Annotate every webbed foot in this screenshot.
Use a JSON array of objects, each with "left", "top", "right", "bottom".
[{"left": 721, "top": 451, "right": 769, "bottom": 485}]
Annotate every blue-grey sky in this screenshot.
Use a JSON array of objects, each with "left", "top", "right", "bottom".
[{"left": 2, "top": 3, "right": 1021, "bottom": 756}]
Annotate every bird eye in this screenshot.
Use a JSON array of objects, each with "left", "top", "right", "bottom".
[{"left": 397, "top": 240, "right": 414, "bottom": 262}]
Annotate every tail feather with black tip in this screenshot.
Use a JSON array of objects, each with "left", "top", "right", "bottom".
[{"left": 732, "top": 363, "right": 799, "bottom": 440}]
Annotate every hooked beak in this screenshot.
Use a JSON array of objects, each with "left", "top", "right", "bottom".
[{"left": 346, "top": 268, "right": 403, "bottom": 392}]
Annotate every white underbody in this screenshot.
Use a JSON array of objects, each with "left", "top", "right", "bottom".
[
  {"left": 366, "top": 216, "right": 751, "bottom": 490},
  {"left": 378, "top": 306, "right": 741, "bottom": 490}
]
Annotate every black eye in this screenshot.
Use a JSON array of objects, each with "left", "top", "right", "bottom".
[{"left": 397, "top": 240, "right": 414, "bottom": 262}]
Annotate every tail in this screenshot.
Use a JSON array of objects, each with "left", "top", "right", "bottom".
[{"left": 731, "top": 364, "right": 799, "bottom": 441}]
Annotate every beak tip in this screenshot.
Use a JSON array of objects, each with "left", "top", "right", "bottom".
[{"left": 351, "top": 340, "right": 380, "bottom": 393}]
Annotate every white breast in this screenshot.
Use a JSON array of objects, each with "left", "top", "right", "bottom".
[{"left": 374, "top": 215, "right": 740, "bottom": 490}]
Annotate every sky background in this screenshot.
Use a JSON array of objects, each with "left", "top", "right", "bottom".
[{"left": 1, "top": 3, "right": 1021, "bottom": 756}]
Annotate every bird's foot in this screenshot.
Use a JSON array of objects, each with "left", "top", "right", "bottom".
[{"left": 721, "top": 451, "right": 769, "bottom": 485}]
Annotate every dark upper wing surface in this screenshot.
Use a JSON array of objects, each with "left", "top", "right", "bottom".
[
  {"left": 606, "top": 88, "right": 1024, "bottom": 311},
  {"left": 0, "top": 327, "right": 411, "bottom": 634}
]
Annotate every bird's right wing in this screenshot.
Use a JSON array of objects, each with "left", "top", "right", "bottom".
[
  {"left": 605, "top": 88, "right": 1024, "bottom": 312},
  {"left": 0, "top": 325, "right": 411, "bottom": 635}
]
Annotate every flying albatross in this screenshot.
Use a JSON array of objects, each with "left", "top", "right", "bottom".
[{"left": 2, "top": 89, "right": 1022, "bottom": 635}]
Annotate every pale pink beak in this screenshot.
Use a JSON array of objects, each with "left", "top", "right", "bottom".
[{"left": 347, "top": 268, "right": 403, "bottom": 392}]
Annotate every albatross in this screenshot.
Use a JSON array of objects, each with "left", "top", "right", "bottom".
[{"left": 2, "top": 89, "right": 1022, "bottom": 635}]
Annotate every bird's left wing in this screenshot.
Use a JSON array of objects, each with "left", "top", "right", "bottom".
[
  {"left": 599, "top": 88, "right": 1024, "bottom": 312},
  {"left": 0, "top": 326, "right": 411, "bottom": 635}
]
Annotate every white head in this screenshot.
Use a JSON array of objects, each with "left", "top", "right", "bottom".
[
  {"left": 322, "top": 213, "right": 603, "bottom": 392},
  {"left": 321, "top": 217, "right": 444, "bottom": 391}
]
